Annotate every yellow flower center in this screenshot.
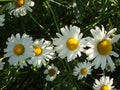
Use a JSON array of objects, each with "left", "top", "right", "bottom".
[
  {"left": 15, "top": 0, "right": 25, "bottom": 7},
  {"left": 66, "top": 38, "right": 79, "bottom": 50},
  {"left": 97, "top": 39, "right": 112, "bottom": 55},
  {"left": 80, "top": 68, "right": 88, "bottom": 75},
  {"left": 101, "top": 85, "right": 110, "bottom": 90},
  {"left": 33, "top": 45, "right": 43, "bottom": 56},
  {"left": 49, "top": 68, "right": 56, "bottom": 76},
  {"left": 13, "top": 44, "right": 25, "bottom": 55}
]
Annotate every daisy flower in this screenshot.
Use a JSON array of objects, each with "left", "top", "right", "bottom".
[
  {"left": 115, "top": 58, "right": 120, "bottom": 66},
  {"left": 28, "top": 39, "right": 55, "bottom": 67},
  {"left": 8, "top": 0, "right": 34, "bottom": 17},
  {"left": 86, "top": 25, "right": 120, "bottom": 70},
  {"left": 105, "top": 63, "right": 116, "bottom": 72},
  {"left": 53, "top": 25, "right": 86, "bottom": 62},
  {"left": 73, "top": 61, "right": 92, "bottom": 80},
  {"left": 44, "top": 64, "right": 60, "bottom": 82},
  {"left": 4, "top": 33, "right": 34, "bottom": 66},
  {"left": 93, "top": 76, "right": 114, "bottom": 90},
  {"left": 0, "top": 14, "right": 5, "bottom": 27}
]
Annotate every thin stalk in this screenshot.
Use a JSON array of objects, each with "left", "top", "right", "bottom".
[
  {"left": 28, "top": 13, "right": 45, "bottom": 30},
  {"left": 45, "top": 0, "right": 59, "bottom": 32},
  {"left": 49, "top": 0, "right": 68, "bottom": 8},
  {"left": 65, "top": 60, "right": 81, "bottom": 90},
  {"left": 28, "top": 13, "right": 52, "bottom": 38},
  {"left": 0, "top": 3, "right": 11, "bottom": 13},
  {"left": 83, "top": 82, "right": 93, "bottom": 89}
]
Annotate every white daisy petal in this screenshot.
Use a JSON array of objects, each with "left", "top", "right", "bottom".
[
  {"left": 86, "top": 48, "right": 94, "bottom": 56},
  {"left": 87, "top": 51, "right": 97, "bottom": 60},
  {"left": 109, "top": 78, "right": 113, "bottom": 86},
  {"left": 91, "top": 27, "right": 103, "bottom": 40},
  {"left": 70, "top": 25, "right": 80, "bottom": 38},
  {"left": 107, "top": 28, "right": 117, "bottom": 38},
  {"left": 61, "top": 25, "right": 70, "bottom": 37},
  {"left": 110, "top": 51, "right": 119, "bottom": 57},
  {"left": 111, "top": 34, "right": 120, "bottom": 43},
  {"left": 101, "top": 58, "right": 106, "bottom": 70},
  {"left": 107, "top": 56, "right": 115, "bottom": 69},
  {"left": 93, "top": 56, "right": 101, "bottom": 69},
  {"left": 95, "top": 79, "right": 101, "bottom": 86},
  {"left": 28, "top": 1, "right": 34, "bottom": 7}
]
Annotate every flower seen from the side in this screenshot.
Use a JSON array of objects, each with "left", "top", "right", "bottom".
[
  {"left": 44, "top": 64, "right": 60, "bottom": 82},
  {"left": 86, "top": 25, "right": 120, "bottom": 70},
  {"left": 8, "top": 0, "right": 34, "bottom": 17},
  {"left": 28, "top": 39, "right": 54, "bottom": 67},
  {"left": 53, "top": 25, "right": 86, "bottom": 62},
  {"left": 93, "top": 76, "right": 114, "bottom": 90},
  {"left": 0, "top": 14, "right": 5, "bottom": 27},
  {"left": 4, "top": 33, "right": 34, "bottom": 66},
  {"left": 73, "top": 61, "right": 92, "bottom": 80}
]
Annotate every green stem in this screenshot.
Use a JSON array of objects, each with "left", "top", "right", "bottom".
[
  {"left": 28, "top": 13, "right": 52, "bottom": 38},
  {"left": 0, "top": 3, "right": 11, "bottom": 13},
  {"left": 49, "top": 0, "right": 68, "bottom": 8},
  {"left": 45, "top": 0, "right": 59, "bottom": 32},
  {"left": 28, "top": 13, "right": 45, "bottom": 30},
  {"left": 65, "top": 59, "right": 71, "bottom": 72},
  {"left": 83, "top": 82, "right": 93, "bottom": 89},
  {"left": 65, "top": 60, "right": 81, "bottom": 90}
]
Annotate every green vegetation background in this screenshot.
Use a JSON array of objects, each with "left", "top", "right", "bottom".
[{"left": 0, "top": 0, "right": 120, "bottom": 90}]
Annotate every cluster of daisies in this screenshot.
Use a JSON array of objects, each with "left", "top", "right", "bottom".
[
  {"left": 0, "top": 25, "right": 119, "bottom": 89},
  {"left": 0, "top": 0, "right": 120, "bottom": 89}
]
